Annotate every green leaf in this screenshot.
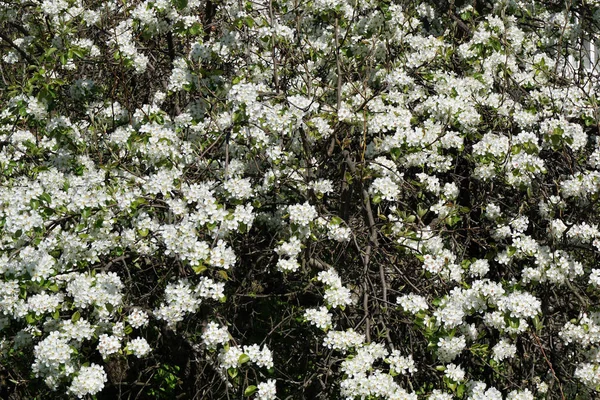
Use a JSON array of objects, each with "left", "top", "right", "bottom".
[
  {"left": 344, "top": 171, "right": 353, "bottom": 185},
  {"left": 192, "top": 264, "right": 207, "bottom": 274},
  {"left": 188, "top": 22, "right": 202, "bottom": 36},
  {"left": 39, "top": 193, "right": 51, "bottom": 204},
  {"left": 457, "top": 383, "right": 466, "bottom": 398},
  {"left": 228, "top": 368, "right": 238, "bottom": 378},
  {"left": 71, "top": 310, "right": 81, "bottom": 322},
  {"left": 469, "top": 343, "right": 488, "bottom": 357},
  {"left": 30, "top": 199, "right": 40, "bottom": 210},
  {"left": 330, "top": 216, "right": 343, "bottom": 225},
  {"left": 173, "top": 0, "right": 188, "bottom": 10},
  {"left": 244, "top": 385, "right": 257, "bottom": 396},
  {"left": 533, "top": 316, "right": 543, "bottom": 332},
  {"left": 390, "top": 147, "right": 402, "bottom": 161},
  {"left": 138, "top": 228, "right": 149, "bottom": 237},
  {"left": 238, "top": 354, "right": 250, "bottom": 365},
  {"left": 45, "top": 48, "right": 58, "bottom": 58},
  {"left": 217, "top": 270, "right": 229, "bottom": 281}
]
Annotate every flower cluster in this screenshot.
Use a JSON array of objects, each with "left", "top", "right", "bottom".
[
  {"left": 317, "top": 269, "right": 354, "bottom": 309},
  {"left": 218, "top": 344, "right": 274, "bottom": 370}
]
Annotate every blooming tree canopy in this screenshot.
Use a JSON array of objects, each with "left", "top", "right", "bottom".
[{"left": 2, "top": 0, "right": 600, "bottom": 398}]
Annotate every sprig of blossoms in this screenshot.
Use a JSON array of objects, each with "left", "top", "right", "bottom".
[
  {"left": 202, "top": 322, "right": 230, "bottom": 349},
  {"left": 397, "top": 294, "right": 428, "bottom": 314},
  {"left": 126, "top": 337, "right": 151, "bottom": 358},
  {"left": 68, "top": 364, "right": 108, "bottom": 398},
  {"left": 256, "top": 379, "right": 277, "bottom": 400},
  {"left": 304, "top": 306, "right": 333, "bottom": 330},
  {"left": 218, "top": 344, "right": 274, "bottom": 369}
]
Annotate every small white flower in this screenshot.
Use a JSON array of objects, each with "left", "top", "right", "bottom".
[
  {"left": 69, "top": 364, "right": 107, "bottom": 398},
  {"left": 304, "top": 306, "right": 333, "bottom": 330},
  {"left": 127, "top": 337, "right": 151, "bottom": 358},
  {"left": 128, "top": 309, "right": 149, "bottom": 329},
  {"left": 492, "top": 338, "right": 516, "bottom": 362},
  {"left": 469, "top": 259, "right": 490, "bottom": 277},
  {"left": 397, "top": 294, "right": 428, "bottom": 314},
  {"left": 202, "top": 322, "right": 229, "bottom": 349},
  {"left": 97, "top": 334, "right": 121, "bottom": 358},
  {"left": 444, "top": 363, "right": 465, "bottom": 382},
  {"left": 257, "top": 379, "right": 277, "bottom": 400}
]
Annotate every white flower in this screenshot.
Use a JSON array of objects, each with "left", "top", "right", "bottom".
[
  {"left": 243, "top": 344, "right": 274, "bottom": 369},
  {"left": 324, "top": 285, "right": 353, "bottom": 308},
  {"left": 202, "top": 322, "right": 229, "bottom": 349},
  {"left": 209, "top": 240, "right": 237, "bottom": 269},
  {"left": 218, "top": 344, "right": 273, "bottom": 369},
  {"left": 128, "top": 309, "right": 149, "bottom": 329},
  {"left": 590, "top": 269, "right": 600, "bottom": 286},
  {"left": 549, "top": 219, "right": 567, "bottom": 239},
  {"left": 27, "top": 292, "right": 64, "bottom": 316},
  {"left": 492, "top": 338, "right": 516, "bottom": 362},
  {"left": 288, "top": 202, "right": 318, "bottom": 226},
  {"left": 113, "top": 322, "right": 126, "bottom": 338},
  {"left": 507, "top": 389, "right": 534, "bottom": 400},
  {"left": 387, "top": 351, "right": 417, "bottom": 375},
  {"left": 219, "top": 346, "right": 244, "bottom": 369},
  {"left": 575, "top": 363, "right": 600, "bottom": 388},
  {"left": 397, "top": 294, "right": 429, "bottom": 314},
  {"left": 485, "top": 203, "right": 502, "bottom": 220},
  {"left": 442, "top": 182, "right": 459, "bottom": 199},
  {"left": 536, "top": 381, "right": 549, "bottom": 394},
  {"left": 370, "top": 176, "right": 400, "bottom": 201},
  {"left": 497, "top": 291, "right": 541, "bottom": 319},
  {"left": 275, "top": 237, "right": 302, "bottom": 258},
  {"left": 310, "top": 179, "right": 334, "bottom": 195},
  {"left": 224, "top": 177, "right": 253, "bottom": 200},
  {"left": 444, "top": 363, "right": 465, "bottom": 382},
  {"left": 154, "top": 279, "right": 202, "bottom": 328},
  {"left": 277, "top": 257, "right": 300, "bottom": 272},
  {"left": 468, "top": 381, "right": 503, "bottom": 400},
  {"left": 127, "top": 337, "right": 151, "bottom": 358},
  {"left": 469, "top": 259, "right": 490, "bottom": 277},
  {"left": 437, "top": 336, "right": 466, "bottom": 363},
  {"left": 68, "top": 364, "right": 107, "bottom": 398},
  {"left": 98, "top": 334, "right": 121, "bottom": 358},
  {"left": 327, "top": 221, "right": 352, "bottom": 242},
  {"left": 304, "top": 306, "right": 333, "bottom": 330},
  {"left": 32, "top": 331, "right": 74, "bottom": 377},
  {"left": 428, "top": 389, "right": 454, "bottom": 400},
  {"left": 323, "top": 329, "right": 365, "bottom": 352},
  {"left": 317, "top": 269, "right": 342, "bottom": 287},
  {"left": 257, "top": 379, "right": 277, "bottom": 400}
]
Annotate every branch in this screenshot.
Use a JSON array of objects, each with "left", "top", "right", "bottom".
[{"left": 531, "top": 331, "right": 566, "bottom": 400}]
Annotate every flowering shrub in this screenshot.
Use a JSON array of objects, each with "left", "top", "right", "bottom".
[{"left": 3, "top": 0, "right": 600, "bottom": 398}]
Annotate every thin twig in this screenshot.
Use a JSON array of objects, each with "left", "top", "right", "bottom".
[{"left": 531, "top": 331, "right": 566, "bottom": 400}]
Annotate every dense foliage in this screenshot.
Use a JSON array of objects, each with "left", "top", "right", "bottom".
[{"left": 3, "top": 0, "right": 600, "bottom": 398}]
